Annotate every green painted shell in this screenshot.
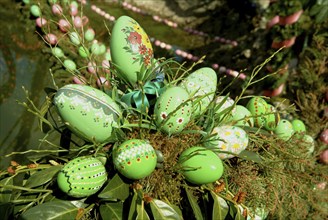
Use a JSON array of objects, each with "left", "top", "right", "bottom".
[
  {"left": 246, "top": 97, "right": 268, "bottom": 127},
  {"left": 274, "top": 119, "right": 294, "bottom": 140},
  {"left": 57, "top": 157, "right": 107, "bottom": 198},
  {"left": 179, "top": 67, "right": 217, "bottom": 117},
  {"left": 154, "top": 86, "right": 192, "bottom": 134},
  {"left": 264, "top": 104, "right": 280, "bottom": 131},
  {"left": 54, "top": 84, "right": 122, "bottom": 143},
  {"left": 179, "top": 146, "right": 224, "bottom": 185},
  {"left": 291, "top": 119, "right": 306, "bottom": 133},
  {"left": 231, "top": 105, "right": 254, "bottom": 127},
  {"left": 110, "top": 16, "right": 153, "bottom": 85},
  {"left": 112, "top": 139, "right": 157, "bottom": 179}
]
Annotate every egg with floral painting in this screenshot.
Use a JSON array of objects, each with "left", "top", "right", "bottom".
[
  {"left": 154, "top": 86, "right": 192, "bottom": 135},
  {"left": 54, "top": 84, "right": 122, "bottom": 143},
  {"left": 204, "top": 125, "right": 248, "bottom": 159},
  {"left": 110, "top": 16, "right": 153, "bottom": 85},
  {"left": 112, "top": 139, "right": 157, "bottom": 179},
  {"left": 179, "top": 67, "right": 217, "bottom": 118}
]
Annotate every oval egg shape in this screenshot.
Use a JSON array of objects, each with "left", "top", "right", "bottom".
[
  {"left": 154, "top": 86, "right": 192, "bottom": 134},
  {"left": 204, "top": 125, "right": 249, "bottom": 159},
  {"left": 246, "top": 97, "right": 268, "bottom": 127},
  {"left": 112, "top": 139, "right": 157, "bottom": 179},
  {"left": 179, "top": 146, "right": 224, "bottom": 185},
  {"left": 54, "top": 84, "right": 122, "bottom": 143},
  {"left": 274, "top": 119, "right": 294, "bottom": 140},
  {"left": 57, "top": 156, "right": 107, "bottom": 198},
  {"left": 264, "top": 104, "right": 280, "bottom": 131},
  {"left": 231, "top": 105, "right": 254, "bottom": 127},
  {"left": 179, "top": 67, "right": 217, "bottom": 118},
  {"left": 110, "top": 16, "right": 153, "bottom": 85}
]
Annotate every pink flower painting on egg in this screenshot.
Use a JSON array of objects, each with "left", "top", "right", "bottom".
[{"left": 121, "top": 19, "right": 153, "bottom": 67}]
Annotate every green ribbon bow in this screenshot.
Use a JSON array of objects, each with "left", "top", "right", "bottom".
[{"left": 121, "top": 81, "right": 164, "bottom": 112}]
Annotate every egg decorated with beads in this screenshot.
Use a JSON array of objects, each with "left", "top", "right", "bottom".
[
  {"left": 246, "top": 97, "right": 268, "bottom": 127},
  {"left": 54, "top": 84, "right": 122, "bottom": 143},
  {"left": 179, "top": 146, "right": 224, "bottom": 185},
  {"left": 110, "top": 15, "right": 153, "bottom": 85},
  {"left": 204, "top": 125, "right": 249, "bottom": 159},
  {"left": 57, "top": 157, "right": 107, "bottom": 198},
  {"left": 214, "top": 96, "right": 236, "bottom": 122},
  {"left": 274, "top": 119, "right": 294, "bottom": 140},
  {"left": 264, "top": 104, "right": 280, "bottom": 131},
  {"left": 231, "top": 105, "right": 254, "bottom": 127},
  {"left": 112, "top": 139, "right": 157, "bottom": 179},
  {"left": 179, "top": 67, "right": 217, "bottom": 118},
  {"left": 154, "top": 86, "right": 192, "bottom": 134}
]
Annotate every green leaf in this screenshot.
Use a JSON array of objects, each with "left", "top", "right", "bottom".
[
  {"left": 150, "top": 199, "right": 182, "bottom": 220},
  {"left": 238, "top": 150, "right": 263, "bottom": 163},
  {"left": 185, "top": 188, "right": 204, "bottom": 220},
  {"left": 25, "top": 165, "right": 62, "bottom": 188},
  {"left": 234, "top": 205, "right": 246, "bottom": 220},
  {"left": 128, "top": 192, "right": 138, "bottom": 220},
  {"left": 210, "top": 191, "right": 229, "bottom": 220},
  {"left": 136, "top": 198, "right": 150, "bottom": 220},
  {"left": 19, "top": 200, "right": 79, "bottom": 220},
  {"left": 0, "top": 202, "right": 14, "bottom": 219},
  {"left": 100, "top": 202, "right": 123, "bottom": 220},
  {"left": 0, "top": 177, "right": 14, "bottom": 203},
  {"left": 98, "top": 174, "right": 129, "bottom": 200}
]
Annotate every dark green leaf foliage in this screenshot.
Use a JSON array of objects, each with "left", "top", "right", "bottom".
[
  {"left": 19, "top": 200, "right": 79, "bottom": 220},
  {"left": 0, "top": 177, "right": 14, "bottom": 203},
  {"left": 24, "top": 166, "right": 62, "bottom": 188},
  {"left": 150, "top": 199, "right": 182, "bottom": 220},
  {"left": 100, "top": 202, "right": 124, "bottom": 220},
  {"left": 185, "top": 188, "right": 204, "bottom": 220},
  {"left": 210, "top": 191, "right": 229, "bottom": 220},
  {"left": 128, "top": 191, "right": 138, "bottom": 220},
  {"left": 98, "top": 174, "right": 129, "bottom": 200},
  {"left": 0, "top": 202, "right": 14, "bottom": 220}
]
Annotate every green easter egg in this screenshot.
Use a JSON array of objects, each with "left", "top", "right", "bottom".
[
  {"left": 71, "top": 1, "right": 78, "bottom": 7},
  {"left": 78, "top": 46, "right": 89, "bottom": 58},
  {"left": 63, "top": 59, "right": 76, "bottom": 71},
  {"left": 99, "top": 44, "right": 106, "bottom": 54},
  {"left": 113, "top": 139, "right": 157, "bottom": 179},
  {"left": 179, "top": 146, "right": 224, "bottom": 185},
  {"left": 54, "top": 84, "right": 122, "bottom": 143},
  {"left": 274, "top": 119, "right": 294, "bottom": 140},
  {"left": 23, "top": 0, "right": 30, "bottom": 4},
  {"left": 291, "top": 119, "right": 306, "bottom": 133},
  {"left": 246, "top": 97, "right": 268, "bottom": 127},
  {"left": 264, "top": 104, "right": 280, "bottom": 131},
  {"left": 232, "top": 105, "right": 254, "bottom": 127},
  {"left": 110, "top": 16, "right": 153, "bottom": 85},
  {"left": 57, "top": 157, "right": 107, "bottom": 198},
  {"left": 214, "top": 96, "right": 236, "bottom": 122},
  {"left": 84, "top": 29, "right": 95, "bottom": 41},
  {"left": 52, "top": 47, "right": 64, "bottom": 58},
  {"left": 30, "top": 5, "right": 41, "bottom": 17},
  {"left": 69, "top": 32, "right": 80, "bottom": 45},
  {"left": 205, "top": 125, "right": 249, "bottom": 159},
  {"left": 302, "top": 134, "right": 315, "bottom": 155},
  {"left": 154, "top": 86, "right": 192, "bottom": 134},
  {"left": 179, "top": 67, "right": 217, "bottom": 118}
]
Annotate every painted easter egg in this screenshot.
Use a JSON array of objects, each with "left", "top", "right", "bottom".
[
  {"left": 84, "top": 28, "right": 95, "bottom": 41},
  {"left": 110, "top": 16, "right": 153, "bottom": 85},
  {"left": 69, "top": 32, "right": 80, "bottom": 45},
  {"left": 51, "top": 47, "right": 64, "bottom": 58},
  {"left": 53, "top": 84, "right": 122, "bottom": 143},
  {"left": 30, "top": 5, "right": 41, "bottom": 17},
  {"left": 63, "top": 59, "right": 76, "bottom": 71},
  {"left": 214, "top": 96, "right": 236, "bottom": 122},
  {"left": 78, "top": 46, "right": 89, "bottom": 58},
  {"left": 112, "top": 139, "right": 157, "bottom": 179},
  {"left": 179, "top": 146, "right": 224, "bottom": 185},
  {"left": 57, "top": 157, "right": 107, "bottom": 198},
  {"left": 231, "top": 105, "right": 254, "bottom": 127},
  {"left": 205, "top": 125, "right": 249, "bottom": 159},
  {"left": 154, "top": 86, "right": 192, "bottom": 134},
  {"left": 301, "top": 134, "right": 315, "bottom": 155},
  {"left": 291, "top": 119, "right": 306, "bottom": 133},
  {"left": 246, "top": 97, "right": 268, "bottom": 127},
  {"left": 264, "top": 104, "right": 280, "bottom": 131},
  {"left": 179, "top": 67, "right": 217, "bottom": 117},
  {"left": 274, "top": 119, "right": 294, "bottom": 140}
]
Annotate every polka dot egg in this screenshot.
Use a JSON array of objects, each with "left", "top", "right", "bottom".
[
  {"left": 205, "top": 125, "right": 249, "bottom": 159},
  {"left": 57, "top": 157, "right": 107, "bottom": 198},
  {"left": 113, "top": 139, "right": 157, "bottom": 179}
]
